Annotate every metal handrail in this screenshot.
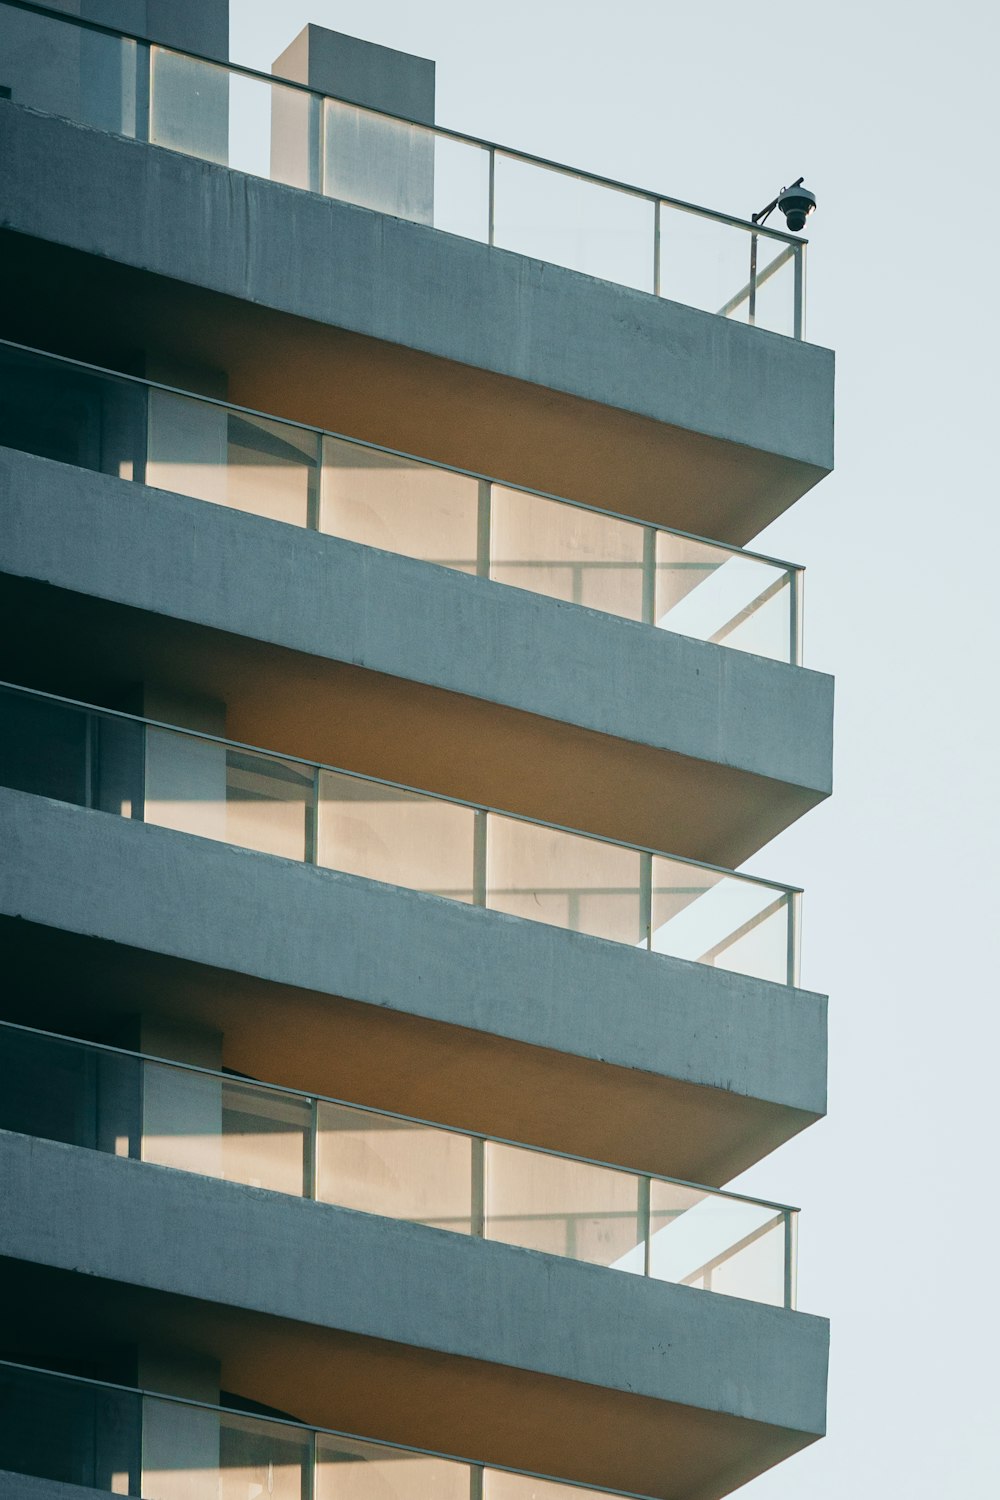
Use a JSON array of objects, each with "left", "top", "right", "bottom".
[
  {"left": 3, "top": 0, "right": 804, "bottom": 248},
  {"left": 0, "top": 1359, "right": 656, "bottom": 1500},
  {"left": 0, "top": 679, "right": 802, "bottom": 895},
  {"left": 0, "top": 1018, "right": 798, "bottom": 1216},
  {"left": 0, "top": 336, "right": 804, "bottom": 576}
]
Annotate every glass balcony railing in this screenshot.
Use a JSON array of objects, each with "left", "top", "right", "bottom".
[
  {"left": 0, "top": 0, "right": 807, "bottom": 337},
  {"left": 0, "top": 340, "right": 805, "bottom": 663},
  {"left": 0, "top": 1021, "right": 798, "bottom": 1308},
  {"left": 0, "top": 1361, "right": 662, "bottom": 1500},
  {"left": 0, "top": 683, "right": 802, "bottom": 985}
]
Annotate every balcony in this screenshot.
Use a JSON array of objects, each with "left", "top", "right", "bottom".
[
  {"left": 0, "top": 683, "right": 800, "bottom": 985},
  {"left": 0, "top": 1022, "right": 798, "bottom": 1310},
  {"left": 0, "top": 341, "right": 805, "bottom": 664},
  {"left": 0, "top": 4, "right": 834, "bottom": 542}
]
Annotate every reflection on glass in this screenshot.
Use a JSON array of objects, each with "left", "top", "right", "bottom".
[
  {"left": 0, "top": 6, "right": 137, "bottom": 136},
  {"left": 486, "top": 814, "right": 644, "bottom": 944},
  {"left": 324, "top": 98, "right": 434, "bottom": 223},
  {"left": 493, "top": 155, "right": 655, "bottom": 292},
  {"left": 143, "top": 1400, "right": 312, "bottom": 1500},
  {"left": 486, "top": 1143, "right": 643, "bottom": 1272},
  {"left": 648, "top": 1181, "right": 786, "bottom": 1307},
  {"left": 485, "top": 1475, "right": 610, "bottom": 1500},
  {"left": 321, "top": 437, "right": 479, "bottom": 572},
  {"left": 751, "top": 241, "right": 798, "bottom": 337},
  {"left": 150, "top": 47, "right": 229, "bottom": 165},
  {"left": 490, "top": 487, "right": 645, "bottom": 618},
  {"left": 316, "top": 771, "right": 476, "bottom": 900},
  {"left": 650, "top": 856, "right": 791, "bottom": 983},
  {"left": 316, "top": 1435, "right": 469, "bottom": 1500},
  {"left": 316, "top": 1103, "right": 473, "bottom": 1233}
]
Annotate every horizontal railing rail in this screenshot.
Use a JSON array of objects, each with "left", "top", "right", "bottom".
[
  {"left": 0, "top": 681, "right": 802, "bottom": 984},
  {"left": 0, "top": 0, "right": 808, "bottom": 336},
  {"left": 0, "top": 338, "right": 805, "bottom": 664},
  {"left": 0, "top": 1020, "right": 798, "bottom": 1307},
  {"left": 0, "top": 1359, "right": 658, "bottom": 1500}
]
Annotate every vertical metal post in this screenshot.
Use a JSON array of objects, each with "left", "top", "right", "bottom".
[
  {"left": 471, "top": 1137, "right": 486, "bottom": 1239},
  {"left": 84, "top": 712, "right": 96, "bottom": 810},
  {"left": 134, "top": 42, "right": 151, "bottom": 144},
  {"left": 303, "top": 1430, "right": 316, "bottom": 1500},
  {"left": 638, "top": 1175, "right": 651, "bottom": 1278},
  {"left": 786, "top": 891, "right": 800, "bottom": 988},
  {"left": 469, "top": 1466, "right": 484, "bottom": 1500},
  {"left": 305, "top": 766, "right": 320, "bottom": 866},
  {"left": 487, "top": 148, "right": 496, "bottom": 247},
  {"left": 789, "top": 566, "right": 804, "bottom": 666},
  {"left": 472, "top": 810, "right": 488, "bottom": 907},
  {"left": 641, "top": 526, "right": 657, "bottom": 626},
  {"left": 476, "top": 480, "right": 491, "bottom": 580},
  {"left": 783, "top": 1210, "right": 796, "bottom": 1309},
  {"left": 793, "top": 244, "right": 805, "bottom": 340},
  {"left": 652, "top": 199, "right": 661, "bottom": 297},
  {"left": 639, "top": 850, "right": 653, "bottom": 950},
  {"left": 305, "top": 1097, "right": 319, "bottom": 1202},
  {"left": 748, "top": 232, "right": 758, "bottom": 326},
  {"left": 307, "top": 433, "right": 322, "bottom": 533}
]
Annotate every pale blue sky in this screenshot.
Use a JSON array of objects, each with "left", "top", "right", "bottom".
[{"left": 229, "top": 2, "right": 1000, "bottom": 1493}]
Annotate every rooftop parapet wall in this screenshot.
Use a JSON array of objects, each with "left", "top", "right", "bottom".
[{"left": 0, "top": 100, "right": 834, "bottom": 543}]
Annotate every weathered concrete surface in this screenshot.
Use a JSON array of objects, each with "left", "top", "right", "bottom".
[
  {"left": 0, "top": 100, "right": 834, "bottom": 542},
  {"left": 0, "top": 1475, "right": 119, "bottom": 1500},
  {"left": 0, "top": 789, "right": 827, "bottom": 1183},
  {"left": 0, "top": 1131, "right": 829, "bottom": 1500},
  {"left": 0, "top": 446, "right": 834, "bottom": 865}
]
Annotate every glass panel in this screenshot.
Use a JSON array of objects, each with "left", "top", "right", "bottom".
[
  {"left": 493, "top": 154, "right": 655, "bottom": 292},
  {"left": 0, "top": 688, "right": 89, "bottom": 806},
  {"left": 224, "top": 747, "right": 313, "bottom": 860},
  {"left": 485, "top": 1474, "right": 605, "bottom": 1500},
  {"left": 433, "top": 134, "right": 490, "bottom": 241},
  {"left": 0, "top": 7, "right": 137, "bottom": 135},
  {"left": 315, "top": 1433, "right": 469, "bottom": 1500},
  {"left": 150, "top": 47, "right": 229, "bottom": 164},
  {"left": 324, "top": 98, "right": 435, "bottom": 224},
  {"left": 486, "top": 814, "right": 643, "bottom": 944},
  {"left": 147, "top": 390, "right": 319, "bottom": 527},
  {"left": 490, "top": 487, "right": 645, "bottom": 619},
  {"left": 752, "top": 241, "right": 797, "bottom": 338},
  {"left": 0, "top": 1364, "right": 140, "bottom": 1491},
  {"left": 485, "top": 1142, "right": 643, "bottom": 1273},
  {"left": 650, "top": 856, "right": 790, "bottom": 983},
  {"left": 220, "top": 1079, "right": 311, "bottom": 1196},
  {"left": 143, "top": 1399, "right": 311, "bottom": 1500},
  {"left": 658, "top": 203, "right": 754, "bottom": 320},
  {"left": 0, "top": 1028, "right": 140, "bottom": 1158},
  {"left": 270, "top": 77, "right": 321, "bottom": 191},
  {"left": 648, "top": 1180, "right": 786, "bottom": 1307},
  {"left": 316, "top": 771, "right": 476, "bottom": 901},
  {"left": 320, "top": 437, "right": 479, "bottom": 572},
  {"left": 316, "top": 1103, "right": 473, "bottom": 1233},
  {"left": 655, "top": 534, "right": 793, "bottom": 663}
]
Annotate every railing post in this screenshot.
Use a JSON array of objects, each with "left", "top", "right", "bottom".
[
  {"left": 487, "top": 147, "right": 496, "bottom": 247},
  {"left": 473, "top": 810, "right": 488, "bottom": 907},
  {"left": 652, "top": 199, "right": 661, "bottom": 297},
  {"left": 476, "top": 479, "right": 491, "bottom": 580},
  {"left": 786, "top": 891, "right": 800, "bottom": 987},
  {"left": 134, "top": 41, "right": 151, "bottom": 143},
  {"left": 470, "top": 1465, "right": 484, "bottom": 1500},
  {"left": 305, "top": 766, "right": 320, "bottom": 866},
  {"left": 307, "top": 432, "right": 323, "bottom": 533},
  {"left": 639, "top": 1175, "right": 651, "bottom": 1277},
  {"left": 641, "top": 526, "right": 657, "bottom": 625},
  {"left": 784, "top": 1210, "right": 796, "bottom": 1309},
  {"left": 84, "top": 710, "right": 96, "bottom": 810},
  {"left": 748, "top": 231, "right": 758, "bottom": 327},
  {"left": 639, "top": 850, "right": 653, "bottom": 950},
  {"left": 793, "top": 243, "right": 805, "bottom": 340},
  {"left": 471, "top": 1137, "right": 486, "bottom": 1239},
  {"left": 305, "top": 1097, "right": 319, "bottom": 1202},
  {"left": 789, "top": 566, "right": 804, "bottom": 666}
]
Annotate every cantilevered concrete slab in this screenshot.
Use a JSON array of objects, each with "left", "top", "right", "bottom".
[
  {"left": 0, "top": 447, "right": 834, "bottom": 866},
  {"left": 0, "top": 100, "right": 834, "bottom": 545},
  {"left": 0, "top": 790, "right": 826, "bottom": 1184},
  {"left": 0, "top": 1134, "right": 829, "bottom": 1500}
]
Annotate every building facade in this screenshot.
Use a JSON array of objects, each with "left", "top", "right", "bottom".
[{"left": 0, "top": 3, "right": 834, "bottom": 1498}]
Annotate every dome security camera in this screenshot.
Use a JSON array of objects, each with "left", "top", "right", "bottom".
[{"left": 777, "top": 182, "right": 816, "bottom": 233}]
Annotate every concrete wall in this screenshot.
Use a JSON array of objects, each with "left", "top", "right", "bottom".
[
  {"left": 0, "top": 101, "right": 834, "bottom": 542},
  {"left": 0, "top": 1132, "right": 829, "bottom": 1467},
  {"left": 0, "top": 789, "right": 827, "bottom": 1184},
  {"left": 0, "top": 446, "right": 834, "bottom": 865}
]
